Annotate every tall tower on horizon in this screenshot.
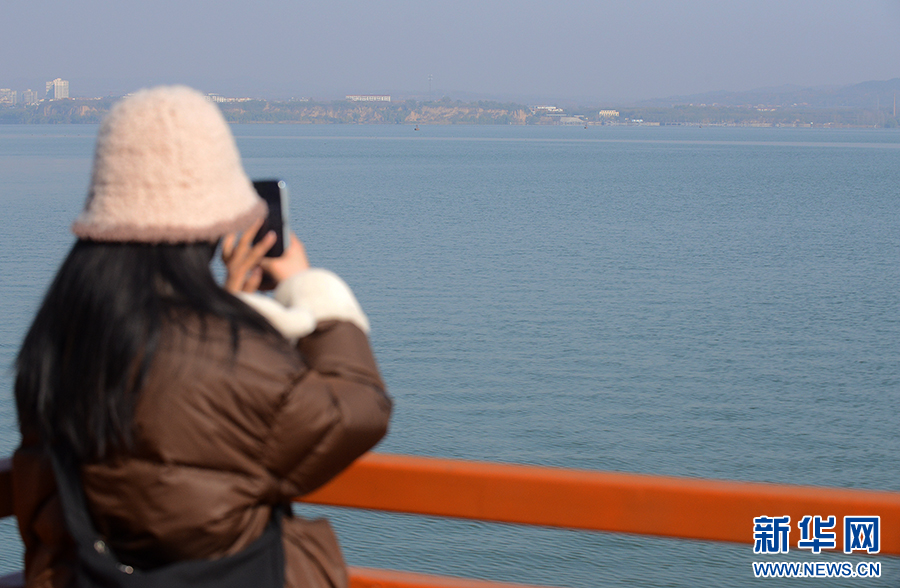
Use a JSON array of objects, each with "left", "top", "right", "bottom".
[{"left": 45, "top": 78, "right": 69, "bottom": 100}]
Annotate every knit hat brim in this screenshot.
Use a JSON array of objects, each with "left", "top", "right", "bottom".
[
  {"left": 72, "top": 86, "right": 266, "bottom": 243},
  {"left": 72, "top": 198, "right": 267, "bottom": 243}
]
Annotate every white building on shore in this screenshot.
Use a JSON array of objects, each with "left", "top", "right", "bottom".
[
  {"left": 532, "top": 105, "right": 564, "bottom": 114},
  {"left": 45, "top": 78, "right": 69, "bottom": 100},
  {"left": 346, "top": 95, "right": 391, "bottom": 102}
]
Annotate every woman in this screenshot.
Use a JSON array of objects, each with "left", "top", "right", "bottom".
[{"left": 13, "top": 86, "right": 391, "bottom": 588}]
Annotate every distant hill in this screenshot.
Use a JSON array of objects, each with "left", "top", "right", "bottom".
[
  {"left": 3, "top": 86, "right": 898, "bottom": 127},
  {"left": 638, "top": 78, "right": 900, "bottom": 109},
  {"left": 0, "top": 98, "right": 537, "bottom": 125},
  {"left": 215, "top": 99, "right": 534, "bottom": 125}
]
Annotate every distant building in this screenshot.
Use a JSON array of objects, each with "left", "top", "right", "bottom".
[
  {"left": 23, "top": 89, "right": 39, "bottom": 105},
  {"left": 205, "top": 93, "right": 252, "bottom": 103},
  {"left": 0, "top": 89, "right": 16, "bottom": 105},
  {"left": 598, "top": 110, "right": 619, "bottom": 118},
  {"left": 45, "top": 78, "right": 69, "bottom": 100},
  {"left": 532, "top": 105, "right": 564, "bottom": 114},
  {"left": 346, "top": 95, "right": 391, "bottom": 102}
]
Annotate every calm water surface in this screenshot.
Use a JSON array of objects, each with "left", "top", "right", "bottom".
[{"left": 0, "top": 124, "right": 898, "bottom": 587}]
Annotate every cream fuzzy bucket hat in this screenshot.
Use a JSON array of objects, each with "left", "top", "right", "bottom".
[{"left": 72, "top": 85, "right": 265, "bottom": 243}]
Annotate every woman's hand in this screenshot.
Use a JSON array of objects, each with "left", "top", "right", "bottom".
[
  {"left": 222, "top": 222, "right": 309, "bottom": 293},
  {"left": 221, "top": 219, "right": 275, "bottom": 293},
  {"left": 261, "top": 234, "right": 309, "bottom": 283}
]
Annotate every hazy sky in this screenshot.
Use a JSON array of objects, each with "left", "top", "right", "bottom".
[{"left": 3, "top": 0, "right": 900, "bottom": 103}]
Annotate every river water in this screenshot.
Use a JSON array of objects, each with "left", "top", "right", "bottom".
[{"left": 0, "top": 124, "right": 898, "bottom": 586}]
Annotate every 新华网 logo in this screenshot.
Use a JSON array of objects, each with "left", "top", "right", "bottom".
[{"left": 753, "top": 515, "right": 880, "bottom": 555}]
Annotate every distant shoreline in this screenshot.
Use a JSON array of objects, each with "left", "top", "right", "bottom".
[{"left": 1, "top": 98, "right": 897, "bottom": 128}]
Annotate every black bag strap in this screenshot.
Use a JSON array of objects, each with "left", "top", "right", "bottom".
[{"left": 48, "top": 445, "right": 111, "bottom": 550}]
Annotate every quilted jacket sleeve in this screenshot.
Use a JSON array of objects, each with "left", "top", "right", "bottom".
[
  {"left": 258, "top": 270, "right": 392, "bottom": 498},
  {"left": 12, "top": 429, "right": 76, "bottom": 588}
]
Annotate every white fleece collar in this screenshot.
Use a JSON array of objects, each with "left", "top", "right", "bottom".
[{"left": 235, "top": 268, "right": 370, "bottom": 342}]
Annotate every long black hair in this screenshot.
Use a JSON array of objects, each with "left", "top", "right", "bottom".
[{"left": 15, "top": 240, "right": 282, "bottom": 462}]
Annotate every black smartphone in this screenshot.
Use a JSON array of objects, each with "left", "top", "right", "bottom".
[{"left": 252, "top": 180, "right": 289, "bottom": 257}]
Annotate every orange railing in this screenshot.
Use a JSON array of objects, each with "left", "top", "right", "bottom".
[{"left": 1, "top": 454, "right": 899, "bottom": 588}]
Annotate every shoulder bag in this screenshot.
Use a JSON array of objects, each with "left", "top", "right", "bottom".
[{"left": 49, "top": 447, "right": 285, "bottom": 588}]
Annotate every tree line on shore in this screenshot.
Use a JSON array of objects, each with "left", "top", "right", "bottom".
[{"left": 1, "top": 97, "right": 898, "bottom": 127}]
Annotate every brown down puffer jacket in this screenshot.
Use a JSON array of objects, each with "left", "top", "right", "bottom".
[{"left": 12, "top": 269, "right": 392, "bottom": 588}]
